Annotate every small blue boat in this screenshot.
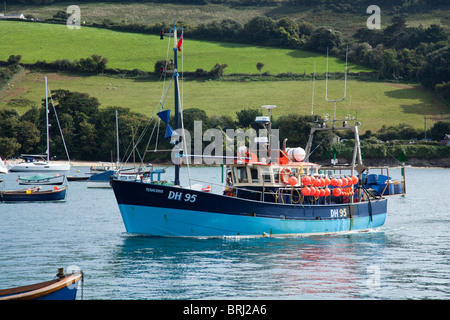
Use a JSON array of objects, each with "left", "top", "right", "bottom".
[
  {"left": 0, "top": 268, "right": 83, "bottom": 300},
  {"left": 0, "top": 186, "right": 67, "bottom": 202},
  {"left": 86, "top": 170, "right": 116, "bottom": 188}
]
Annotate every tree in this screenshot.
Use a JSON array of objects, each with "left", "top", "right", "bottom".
[
  {"left": 418, "top": 46, "right": 450, "bottom": 88},
  {"left": 379, "top": 49, "right": 400, "bottom": 79},
  {"left": 425, "top": 24, "right": 447, "bottom": 44},
  {"left": 430, "top": 121, "right": 450, "bottom": 141},
  {"left": 16, "top": 121, "right": 40, "bottom": 154},
  {"left": 7, "top": 55, "right": 22, "bottom": 65},
  {"left": 306, "top": 27, "right": 343, "bottom": 52},
  {"left": 235, "top": 108, "right": 262, "bottom": 130},
  {"left": 256, "top": 62, "right": 264, "bottom": 76},
  {"left": 210, "top": 63, "right": 228, "bottom": 78},
  {"left": 244, "top": 16, "right": 277, "bottom": 43},
  {"left": 276, "top": 18, "right": 299, "bottom": 37},
  {"left": 0, "top": 137, "right": 21, "bottom": 159}
]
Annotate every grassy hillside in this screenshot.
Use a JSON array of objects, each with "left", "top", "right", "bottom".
[
  {"left": 6, "top": 1, "right": 450, "bottom": 37},
  {"left": 1, "top": 70, "right": 446, "bottom": 132},
  {"left": 0, "top": 21, "right": 370, "bottom": 74}
]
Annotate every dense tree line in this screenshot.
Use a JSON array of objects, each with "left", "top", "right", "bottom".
[
  {"left": 0, "top": 90, "right": 147, "bottom": 162},
  {"left": 1, "top": 93, "right": 447, "bottom": 162}
]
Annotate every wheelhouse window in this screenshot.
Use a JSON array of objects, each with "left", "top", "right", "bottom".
[
  {"left": 250, "top": 168, "right": 259, "bottom": 183},
  {"left": 262, "top": 168, "right": 272, "bottom": 183},
  {"left": 235, "top": 166, "right": 248, "bottom": 183},
  {"left": 273, "top": 167, "right": 280, "bottom": 183}
]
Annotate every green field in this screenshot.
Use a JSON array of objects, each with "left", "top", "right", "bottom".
[
  {"left": 6, "top": 1, "right": 450, "bottom": 38},
  {"left": 1, "top": 70, "right": 446, "bottom": 133},
  {"left": 0, "top": 20, "right": 370, "bottom": 74}
]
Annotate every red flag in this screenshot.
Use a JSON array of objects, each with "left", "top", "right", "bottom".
[{"left": 177, "top": 34, "right": 183, "bottom": 52}]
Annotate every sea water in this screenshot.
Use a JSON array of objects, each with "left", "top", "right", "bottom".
[{"left": 0, "top": 167, "right": 449, "bottom": 300}]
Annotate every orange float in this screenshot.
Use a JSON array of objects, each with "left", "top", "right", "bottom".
[
  {"left": 332, "top": 188, "right": 342, "bottom": 197},
  {"left": 301, "top": 187, "right": 311, "bottom": 196},
  {"left": 288, "top": 176, "right": 298, "bottom": 186},
  {"left": 301, "top": 175, "right": 311, "bottom": 186}
]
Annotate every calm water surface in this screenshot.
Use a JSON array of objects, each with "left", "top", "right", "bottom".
[{"left": 0, "top": 167, "right": 449, "bottom": 300}]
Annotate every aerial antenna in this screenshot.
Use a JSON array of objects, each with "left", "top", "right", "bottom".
[
  {"left": 325, "top": 46, "right": 348, "bottom": 128},
  {"left": 346, "top": 94, "right": 353, "bottom": 120},
  {"left": 311, "top": 61, "right": 316, "bottom": 117}
]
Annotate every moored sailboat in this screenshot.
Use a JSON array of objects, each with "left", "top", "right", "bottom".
[{"left": 9, "top": 77, "right": 70, "bottom": 173}]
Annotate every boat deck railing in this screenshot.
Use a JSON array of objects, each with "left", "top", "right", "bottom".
[{"left": 187, "top": 178, "right": 380, "bottom": 205}]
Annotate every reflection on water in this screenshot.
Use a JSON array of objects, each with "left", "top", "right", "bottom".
[
  {"left": 109, "top": 231, "right": 388, "bottom": 299},
  {"left": 0, "top": 167, "right": 449, "bottom": 299}
]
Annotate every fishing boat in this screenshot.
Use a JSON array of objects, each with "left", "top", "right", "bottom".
[
  {"left": 18, "top": 173, "right": 65, "bottom": 185},
  {"left": 9, "top": 77, "right": 71, "bottom": 173},
  {"left": 0, "top": 268, "right": 83, "bottom": 300},
  {"left": 0, "top": 186, "right": 67, "bottom": 202},
  {"left": 110, "top": 22, "right": 405, "bottom": 237}
]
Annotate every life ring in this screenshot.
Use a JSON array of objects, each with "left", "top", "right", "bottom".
[{"left": 280, "top": 168, "right": 291, "bottom": 184}]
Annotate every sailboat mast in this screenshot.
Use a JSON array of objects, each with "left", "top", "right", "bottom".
[
  {"left": 45, "top": 76, "right": 49, "bottom": 162},
  {"left": 116, "top": 109, "right": 120, "bottom": 167},
  {"left": 173, "top": 22, "right": 180, "bottom": 186}
]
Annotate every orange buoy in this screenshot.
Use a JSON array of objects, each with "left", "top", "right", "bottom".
[
  {"left": 324, "top": 177, "right": 331, "bottom": 186},
  {"left": 330, "top": 178, "right": 338, "bottom": 186},
  {"left": 301, "top": 187, "right": 311, "bottom": 196},
  {"left": 351, "top": 175, "right": 358, "bottom": 185},
  {"left": 288, "top": 176, "right": 298, "bottom": 186},
  {"left": 341, "top": 177, "right": 348, "bottom": 187},
  {"left": 301, "top": 175, "right": 311, "bottom": 186},
  {"left": 319, "top": 188, "right": 325, "bottom": 197},
  {"left": 314, "top": 188, "right": 320, "bottom": 197},
  {"left": 313, "top": 178, "right": 321, "bottom": 187},
  {"left": 332, "top": 188, "right": 342, "bottom": 197},
  {"left": 336, "top": 178, "right": 343, "bottom": 187},
  {"left": 324, "top": 187, "right": 331, "bottom": 197}
]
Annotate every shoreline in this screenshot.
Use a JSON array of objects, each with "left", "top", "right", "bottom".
[{"left": 5, "top": 158, "right": 449, "bottom": 169}]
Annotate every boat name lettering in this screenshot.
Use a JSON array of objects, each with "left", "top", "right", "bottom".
[
  {"left": 145, "top": 188, "right": 163, "bottom": 193},
  {"left": 330, "top": 208, "right": 348, "bottom": 218},
  {"left": 168, "top": 191, "right": 197, "bottom": 203}
]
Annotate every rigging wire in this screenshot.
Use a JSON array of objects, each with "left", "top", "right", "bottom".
[{"left": 47, "top": 83, "right": 71, "bottom": 164}]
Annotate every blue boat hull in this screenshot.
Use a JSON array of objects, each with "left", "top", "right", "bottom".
[
  {"left": 111, "top": 179, "right": 387, "bottom": 237},
  {"left": 0, "top": 187, "right": 67, "bottom": 202},
  {"left": 0, "top": 273, "right": 82, "bottom": 300}
]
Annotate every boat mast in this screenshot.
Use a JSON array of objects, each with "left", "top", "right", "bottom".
[
  {"left": 173, "top": 21, "right": 180, "bottom": 186},
  {"left": 45, "top": 76, "right": 50, "bottom": 163},
  {"left": 116, "top": 109, "right": 120, "bottom": 168}
]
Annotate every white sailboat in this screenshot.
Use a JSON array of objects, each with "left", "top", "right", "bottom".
[
  {"left": 9, "top": 77, "right": 71, "bottom": 172},
  {"left": 0, "top": 156, "right": 8, "bottom": 174}
]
